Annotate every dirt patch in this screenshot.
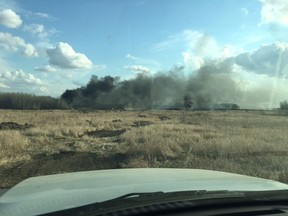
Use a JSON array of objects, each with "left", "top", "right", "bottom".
[
  {"left": 157, "top": 115, "right": 171, "bottom": 121},
  {"left": 0, "top": 151, "right": 127, "bottom": 189},
  {"left": 131, "top": 121, "right": 153, "bottom": 127},
  {"left": 85, "top": 129, "right": 126, "bottom": 138},
  {"left": 112, "top": 119, "right": 122, "bottom": 122},
  {"left": 138, "top": 114, "right": 147, "bottom": 118},
  {"left": 0, "top": 122, "right": 34, "bottom": 130}
]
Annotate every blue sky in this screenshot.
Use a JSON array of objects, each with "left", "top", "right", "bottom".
[{"left": 1, "top": 0, "right": 288, "bottom": 108}]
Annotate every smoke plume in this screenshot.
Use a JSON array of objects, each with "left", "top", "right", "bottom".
[
  {"left": 61, "top": 42, "right": 288, "bottom": 110},
  {"left": 61, "top": 63, "right": 244, "bottom": 110}
]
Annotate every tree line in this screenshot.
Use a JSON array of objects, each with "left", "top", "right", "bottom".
[{"left": 0, "top": 92, "right": 69, "bottom": 110}]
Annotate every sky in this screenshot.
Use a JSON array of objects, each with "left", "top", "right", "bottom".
[{"left": 1, "top": 0, "right": 288, "bottom": 108}]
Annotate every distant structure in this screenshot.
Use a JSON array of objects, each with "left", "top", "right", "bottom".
[
  {"left": 210, "top": 103, "right": 240, "bottom": 110},
  {"left": 183, "top": 95, "right": 193, "bottom": 110},
  {"left": 191, "top": 103, "right": 240, "bottom": 111}
]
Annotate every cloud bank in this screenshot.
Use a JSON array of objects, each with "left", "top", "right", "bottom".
[
  {"left": 0, "top": 32, "right": 38, "bottom": 57},
  {"left": 0, "top": 69, "right": 46, "bottom": 93},
  {"left": 260, "top": 0, "right": 288, "bottom": 26},
  {"left": 125, "top": 65, "right": 150, "bottom": 73},
  {"left": 34, "top": 65, "right": 56, "bottom": 73},
  {"left": 0, "top": 9, "right": 22, "bottom": 28},
  {"left": 229, "top": 42, "right": 288, "bottom": 77},
  {"left": 46, "top": 42, "right": 93, "bottom": 69}
]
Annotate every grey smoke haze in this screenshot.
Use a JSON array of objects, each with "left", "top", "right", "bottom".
[
  {"left": 61, "top": 42, "right": 288, "bottom": 110},
  {"left": 61, "top": 64, "right": 243, "bottom": 110},
  {"left": 232, "top": 42, "right": 288, "bottom": 76},
  {"left": 186, "top": 62, "right": 242, "bottom": 107}
]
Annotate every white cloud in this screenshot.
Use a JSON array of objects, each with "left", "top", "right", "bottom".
[
  {"left": 23, "top": 24, "right": 57, "bottom": 41},
  {"left": 155, "top": 30, "right": 241, "bottom": 70},
  {"left": 23, "top": 24, "right": 58, "bottom": 49},
  {"left": 0, "top": 9, "right": 22, "bottom": 28},
  {"left": 24, "top": 23, "right": 44, "bottom": 35},
  {"left": 152, "top": 30, "right": 223, "bottom": 66},
  {"left": 94, "top": 64, "right": 107, "bottom": 70},
  {"left": 46, "top": 42, "right": 93, "bottom": 69},
  {"left": 200, "top": 42, "right": 288, "bottom": 78},
  {"left": 182, "top": 53, "right": 204, "bottom": 70},
  {"left": 151, "top": 34, "right": 182, "bottom": 52},
  {"left": 151, "top": 29, "right": 247, "bottom": 73},
  {"left": 0, "top": 32, "right": 38, "bottom": 57},
  {"left": 0, "top": 82, "right": 8, "bottom": 88},
  {"left": 125, "top": 53, "right": 162, "bottom": 70},
  {"left": 125, "top": 65, "right": 150, "bottom": 73},
  {"left": 0, "top": 70, "right": 43, "bottom": 85},
  {"left": 35, "top": 12, "right": 51, "bottom": 19},
  {"left": 0, "top": 56, "right": 12, "bottom": 72},
  {"left": 182, "top": 30, "right": 220, "bottom": 58},
  {"left": 34, "top": 65, "right": 57, "bottom": 73},
  {"left": 0, "top": 69, "right": 47, "bottom": 93},
  {"left": 152, "top": 30, "right": 219, "bottom": 57},
  {"left": 62, "top": 73, "right": 73, "bottom": 79},
  {"left": 260, "top": 0, "right": 288, "bottom": 26},
  {"left": 126, "top": 54, "right": 137, "bottom": 60},
  {"left": 220, "top": 45, "right": 244, "bottom": 59}
]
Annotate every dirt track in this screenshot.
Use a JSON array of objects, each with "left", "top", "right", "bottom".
[
  {"left": 0, "top": 151, "right": 128, "bottom": 189},
  {"left": 0, "top": 111, "right": 168, "bottom": 189}
]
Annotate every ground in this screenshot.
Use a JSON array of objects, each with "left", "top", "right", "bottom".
[{"left": 1, "top": 109, "right": 288, "bottom": 189}]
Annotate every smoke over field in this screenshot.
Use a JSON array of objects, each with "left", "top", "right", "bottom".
[
  {"left": 61, "top": 63, "right": 245, "bottom": 110},
  {"left": 62, "top": 42, "right": 288, "bottom": 110}
]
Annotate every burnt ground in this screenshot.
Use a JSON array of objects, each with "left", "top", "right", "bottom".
[
  {"left": 85, "top": 129, "right": 126, "bottom": 138},
  {"left": 131, "top": 121, "right": 153, "bottom": 127}
]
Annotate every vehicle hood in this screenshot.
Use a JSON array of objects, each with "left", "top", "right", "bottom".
[{"left": 1, "top": 168, "right": 288, "bottom": 216}]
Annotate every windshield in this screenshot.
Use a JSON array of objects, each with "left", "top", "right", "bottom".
[{"left": 0, "top": 0, "right": 288, "bottom": 190}]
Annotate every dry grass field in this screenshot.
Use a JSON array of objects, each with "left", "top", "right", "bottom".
[{"left": 1, "top": 109, "right": 288, "bottom": 189}]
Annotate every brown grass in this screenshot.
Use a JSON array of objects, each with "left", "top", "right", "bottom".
[
  {"left": 1, "top": 109, "right": 288, "bottom": 188},
  {"left": 0, "top": 130, "right": 31, "bottom": 165}
]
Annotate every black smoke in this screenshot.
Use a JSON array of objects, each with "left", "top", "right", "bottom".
[{"left": 61, "top": 65, "right": 241, "bottom": 110}]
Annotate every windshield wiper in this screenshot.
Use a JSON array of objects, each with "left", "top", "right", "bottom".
[
  {"left": 41, "top": 190, "right": 288, "bottom": 216},
  {"left": 40, "top": 190, "right": 246, "bottom": 216},
  {"left": 108, "top": 190, "right": 244, "bottom": 202}
]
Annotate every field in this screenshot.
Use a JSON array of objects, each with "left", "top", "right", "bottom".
[{"left": 1, "top": 109, "right": 288, "bottom": 189}]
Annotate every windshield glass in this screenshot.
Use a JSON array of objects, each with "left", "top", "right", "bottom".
[{"left": 1, "top": 0, "right": 288, "bottom": 190}]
